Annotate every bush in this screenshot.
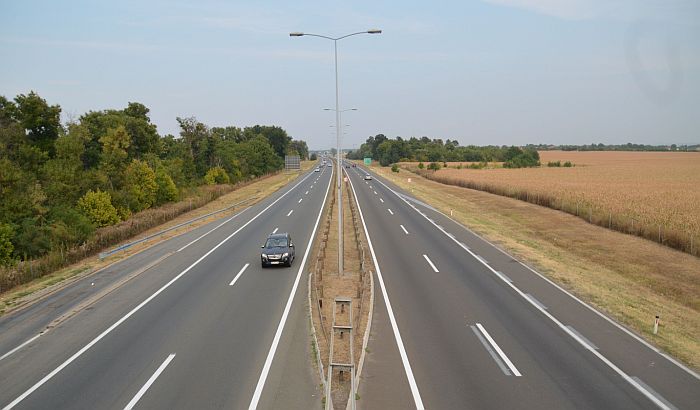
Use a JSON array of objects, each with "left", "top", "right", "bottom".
[
  {"left": 427, "top": 162, "right": 441, "bottom": 171},
  {"left": 48, "top": 207, "right": 95, "bottom": 248},
  {"left": 503, "top": 148, "right": 540, "bottom": 168},
  {"left": 391, "top": 164, "right": 399, "bottom": 173},
  {"left": 547, "top": 161, "right": 561, "bottom": 167},
  {"left": 155, "top": 167, "right": 178, "bottom": 204},
  {"left": 310, "top": 153, "right": 318, "bottom": 160},
  {"left": 204, "top": 166, "right": 230, "bottom": 185},
  {"left": 77, "top": 190, "right": 121, "bottom": 227},
  {"left": 417, "top": 162, "right": 424, "bottom": 169},
  {"left": 563, "top": 161, "right": 573, "bottom": 167}
]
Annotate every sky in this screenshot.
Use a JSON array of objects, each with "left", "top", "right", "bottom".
[{"left": 1, "top": 0, "right": 698, "bottom": 149}]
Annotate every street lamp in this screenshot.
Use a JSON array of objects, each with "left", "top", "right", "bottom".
[{"left": 291, "top": 30, "right": 381, "bottom": 276}]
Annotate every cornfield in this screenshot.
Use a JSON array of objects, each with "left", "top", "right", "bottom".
[{"left": 407, "top": 151, "right": 700, "bottom": 256}]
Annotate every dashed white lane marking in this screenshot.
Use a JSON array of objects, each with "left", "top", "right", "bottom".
[
  {"left": 272, "top": 227, "right": 279, "bottom": 234},
  {"left": 387, "top": 209, "right": 394, "bottom": 215},
  {"left": 124, "top": 353, "right": 176, "bottom": 410},
  {"left": 380, "top": 198, "right": 384, "bottom": 203},
  {"left": 305, "top": 191, "right": 309, "bottom": 195},
  {"left": 0, "top": 334, "right": 41, "bottom": 362},
  {"left": 287, "top": 210, "right": 294, "bottom": 217},
  {"left": 423, "top": 254, "right": 439, "bottom": 273},
  {"left": 298, "top": 198, "right": 303, "bottom": 203},
  {"left": 229, "top": 263, "right": 250, "bottom": 287},
  {"left": 374, "top": 191, "right": 378, "bottom": 195},
  {"left": 471, "top": 325, "right": 511, "bottom": 376},
  {"left": 475, "top": 323, "right": 522, "bottom": 377},
  {"left": 400, "top": 225, "right": 409, "bottom": 235}
]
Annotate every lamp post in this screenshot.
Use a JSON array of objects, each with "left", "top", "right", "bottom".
[{"left": 291, "top": 30, "right": 381, "bottom": 275}]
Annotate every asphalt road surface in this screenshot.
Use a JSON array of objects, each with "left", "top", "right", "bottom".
[
  {"left": 344, "top": 162, "right": 699, "bottom": 410},
  {"left": 1, "top": 160, "right": 698, "bottom": 410},
  {"left": 0, "top": 165, "right": 333, "bottom": 410}
]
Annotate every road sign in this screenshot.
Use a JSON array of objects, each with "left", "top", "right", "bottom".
[{"left": 364, "top": 157, "right": 371, "bottom": 166}]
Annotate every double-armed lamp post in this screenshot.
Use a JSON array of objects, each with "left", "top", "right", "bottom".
[{"left": 290, "top": 29, "right": 381, "bottom": 275}]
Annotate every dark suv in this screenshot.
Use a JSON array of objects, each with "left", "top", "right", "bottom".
[{"left": 261, "top": 233, "right": 295, "bottom": 267}]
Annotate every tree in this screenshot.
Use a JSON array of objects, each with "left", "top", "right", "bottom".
[
  {"left": 0, "top": 223, "right": 15, "bottom": 265},
  {"left": 99, "top": 126, "right": 131, "bottom": 189},
  {"left": 204, "top": 166, "right": 230, "bottom": 185},
  {"left": 123, "top": 159, "right": 157, "bottom": 211},
  {"left": 289, "top": 140, "right": 309, "bottom": 159},
  {"left": 42, "top": 125, "right": 87, "bottom": 206},
  {"left": 77, "top": 190, "right": 120, "bottom": 227},
  {"left": 244, "top": 125, "right": 290, "bottom": 158},
  {"left": 13, "top": 91, "right": 62, "bottom": 156}
]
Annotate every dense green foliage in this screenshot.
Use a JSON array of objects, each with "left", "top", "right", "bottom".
[
  {"left": 347, "top": 134, "right": 540, "bottom": 168},
  {"left": 0, "top": 91, "right": 307, "bottom": 264}
]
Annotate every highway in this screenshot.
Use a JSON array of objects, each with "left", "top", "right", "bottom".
[
  {"left": 1, "top": 159, "right": 698, "bottom": 410},
  {"left": 0, "top": 165, "right": 333, "bottom": 410},
  {"left": 343, "top": 162, "right": 699, "bottom": 410}
]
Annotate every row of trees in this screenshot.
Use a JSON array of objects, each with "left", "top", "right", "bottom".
[
  {"left": 346, "top": 135, "right": 539, "bottom": 167},
  {"left": 0, "top": 91, "right": 307, "bottom": 265},
  {"left": 527, "top": 143, "right": 700, "bottom": 152}
]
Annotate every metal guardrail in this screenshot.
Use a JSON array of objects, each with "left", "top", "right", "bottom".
[{"left": 98, "top": 196, "right": 257, "bottom": 260}]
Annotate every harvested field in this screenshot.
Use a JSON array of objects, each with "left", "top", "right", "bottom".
[{"left": 405, "top": 151, "right": 700, "bottom": 256}]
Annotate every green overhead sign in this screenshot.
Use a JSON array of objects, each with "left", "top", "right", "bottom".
[{"left": 364, "top": 157, "right": 372, "bottom": 166}]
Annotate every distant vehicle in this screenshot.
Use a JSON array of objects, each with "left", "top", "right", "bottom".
[
  {"left": 261, "top": 233, "right": 295, "bottom": 267},
  {"left": 364, "top": 174, "right": 372, "bottom": 180},
  {"left": 327, "top": 163, "right": 332, "bottom": 167},
  {"left": 314, "top": 167, "right": 321, "bottom": 172},
  {"left": 352, "top": 163, "right": 357, "bottom": 167}
]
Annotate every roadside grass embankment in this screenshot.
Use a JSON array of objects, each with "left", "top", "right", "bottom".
[
  {"left": 372, "top": 163, "right": 700, "bottom": 371},
  {"left": 404, "top": 151, "right": 700, "bottom": 257},
  {"left": 0, "top": 162, "right": 313, "bottom": 315},
  {"left": 309, "top": 168, "right": 372, "bottom": 409}
]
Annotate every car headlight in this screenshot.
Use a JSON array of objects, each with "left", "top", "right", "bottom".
[
  {"left": 283, "top": 252, "right": 289, "bottom": 257},
  {"left": 261, "top": 253, "right": 268, "bottom": 259}
]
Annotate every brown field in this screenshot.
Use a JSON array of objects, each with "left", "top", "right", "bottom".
[{"left": 405, "top": 151, "right": 700, "bottom": 256}]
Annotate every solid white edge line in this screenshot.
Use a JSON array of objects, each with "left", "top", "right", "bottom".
[
  {"left": 374, "top": 176, "right": 674, "bottom": 410},
  {"left": 400, "top": 225, "right": 409, "bottom": 235},
  {"left": 423, "top": 254, "right": 439, "bottom": 273},
  {"left": 475, "top": 323, "right": 521, "bottom": 377},
  {"left": 0, "top": 334, "right": 41, "bottom": 362},
  {"left": 177, "top": 207, "right": 250, "bottom": 252},
  {"left": 229, "top": 263, "right": 250, "bottom": 286},
  {"left": 345, "top": 169, "right": 425, "bottom": 409},
  {"left": 248, "top": 166, "right": 333, "bottom": 409},
  {"left": 286, "top": 210, "right": 294, "bottom": 217},
  {"left": 123, "top": 353, "right": 176, "bottom": 410},
  {"left": 2, "top": 170, "right": 317, "bottom": 410}
]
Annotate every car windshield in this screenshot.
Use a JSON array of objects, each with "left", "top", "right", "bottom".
[{"left": 265, "top": 238, "right": 287, "bottom": 247}]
